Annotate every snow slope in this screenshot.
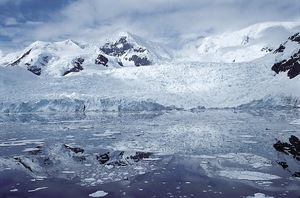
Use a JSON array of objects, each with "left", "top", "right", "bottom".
[{"left": 194, "top": 22, "right": 300, "bottom": 63}]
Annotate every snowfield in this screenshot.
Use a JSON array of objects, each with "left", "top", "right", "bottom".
[{"left": 195, "top": 21, "right": 300, "bottom": 63}]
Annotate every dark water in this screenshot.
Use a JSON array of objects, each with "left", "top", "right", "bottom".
[{"left": 0, "top": 109, "right": 299, "bottom": 197}]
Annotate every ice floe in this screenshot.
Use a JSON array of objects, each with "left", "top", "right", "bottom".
[
  {"left": 28, "top": 187, "right": 48, "bottom": 193},
  {"left": 219, "top": 170, "right": 280, "bottom": 181},
  {"left": 89, "top": 190, "right": 108, "bottom": 197},
  {"left": 246, "top": 193, "right": 274, "bottom": 198},
  {"left": 290, "top": 119, "right": 300, "bottom": 125}
]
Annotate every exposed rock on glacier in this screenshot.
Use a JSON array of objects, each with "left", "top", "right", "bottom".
[{"left": 272, "top": 32, "right": 300, "bottom": 78}]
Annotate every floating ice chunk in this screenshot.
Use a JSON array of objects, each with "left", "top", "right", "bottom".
[
  {"left": 290, "top": 119, "right": 300, "bottom": 125},
  {"left": 22, "top": 148, "right": 41, "bottom": 152},
  {"left": 62, "top": 171, "right": 76, "bottom": 174},
  {"left": 79, "top": 125, "right": 94, "bottom": 129},
  {"left": 246, "top": 192, "right": 274, "bottom": 198},
  {"left": 10, "top": 189, "right": 18, "bottom": 192},
  {"left": 241, "top": 140, "right": 258, "bottom": 144},
  {"left": 89, "top": 190, "right": 108, "bottom": 197},
  {"left": 84, "top": 178, "right": 96, "bottom": 182},
  {"left": 93, "top": 130, "right": 121, "bottom": 137},
  {"left": 142, "top": 157, "right": 162, "bottom": 161},
  {"left": 219, "top": 170, "right": 280, "bottom": 181},
  {"left": 197, "top": 155, "right": 217, "bottom": 159},
  {"left": 28, "top": 187, "right": 48, "bottom": 193},
  {"left": 239, "top": 135, "right": 255, "bottom": 138}
]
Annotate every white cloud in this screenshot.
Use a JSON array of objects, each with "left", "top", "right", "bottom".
[
  {"left": 0, "top": 0, "right": 22, "bottom": 6},
  {"left": 2, "top": 0, "right": 300, "bottom": 50},
  {"left": 4, "top": 17, "right": 18, "bottom": 25}
]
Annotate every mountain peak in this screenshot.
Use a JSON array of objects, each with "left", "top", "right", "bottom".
[{"left": 100, "top": 32, "right": 172, "bottom": 66}]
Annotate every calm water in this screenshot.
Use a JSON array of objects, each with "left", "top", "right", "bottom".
[{"left": 0, "top": 109, "right": 299, "bottom": 197}]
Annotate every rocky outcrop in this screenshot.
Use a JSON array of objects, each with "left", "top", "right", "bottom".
[
  {"left": 273, "top": 135, "right": 300, "bottom": 178},
  {"left": 27, "top": 65, "right": 42, "bottom": 76},
  {"left": 100, "top": 35, "right": 152, "bottom": 66},
  {"left": 128, "top": 55, "right": 151, "bottom": 66},
  {"left": 272, "top": 49, "right": 300, "bottom": 79},
  {"left": 101, "top": 36, "right": 135, "bottom": 57},
  {"left": 95, "top": 54, "right": 108, "bottom": 66},
  {"left": 96, "top": 151, "right": 152, "bottom": 167},
  {"left": 63, "top": 57, "right": 84, "bottom": 76},
  {"left": 272, "top": 32, "right": 300, "bottom": 79}
]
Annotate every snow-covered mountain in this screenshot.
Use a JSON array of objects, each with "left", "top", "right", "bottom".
[
  {"left": 100, "top": 32, "right": 173, "bottom": 66},
  {"left": 0, "top": 39, "right": 110, "bottom": 76},
  {"left": 0, "top": 32, "right": 172, "bottom": 76},
  {"left": 195, "top": 22, "right": 300, "bottom": 63},
  {"left": 0, "top": 22, "right": 300, "bottom": 113}
]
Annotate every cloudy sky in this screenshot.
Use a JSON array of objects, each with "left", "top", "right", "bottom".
[{"left": 0, "top": 0, "right": 299, "bottom": 51}]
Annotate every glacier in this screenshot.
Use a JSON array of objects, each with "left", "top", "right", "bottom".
[{"left": 1, "top": 59, "right": 299, "bottom": 113}]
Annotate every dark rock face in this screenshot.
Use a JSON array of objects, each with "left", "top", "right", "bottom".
[
  {"left": 273, "top": 135, "right": 300, "bottom": 178},
  {"left": 27, "top": 65, "right": 42, "bottom": 76},
  {"left": 272, "top": 49, "right": 300, "bottom": 79},
  {"left": 101, "top": 37, "right": 134, "bottom": 57},
  {"left": 100, "top": 36, "right": 152, "bottom": 66},
  {"left": 95, "top": 54, "right": 108, "bottom": 66},
  {"left": 290, "top": 32, "right": 300, "bottom": 43},
  {"left": 272, "top": 32, "right": 300, "bottom": 79},
  {"left": 128, "top": 55, "right": 151, "bottom": 66},
  {"left": 277, "top": 161, "right": 288, "bottom": 169},
  {"left": 63, "top": 57, "right": 84, "bottom": 76},
  {"left": 261, "top": 46, "right": 273, "bottom": 53},
  {"left": 273, "top": 44, "right": 285, "bottom": 53}
]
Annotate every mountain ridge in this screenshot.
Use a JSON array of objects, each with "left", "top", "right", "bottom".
[
  {"left": 0, "top": 32, "right": 173, "bottom": 76},
  {"left": 194, "top": 21, "right": 300, "bottom": 63}
]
